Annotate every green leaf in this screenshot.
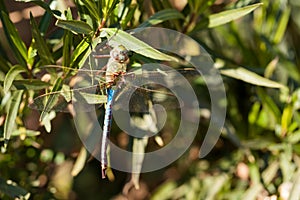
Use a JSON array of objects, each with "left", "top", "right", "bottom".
[
  {"left": 131, "top": 137, "right": 148, "bottom": 189},
  {"left": 289, "top": 170, "right": 300, "bottom": 200},
  {"left": 220, "top": 67, "right": 286, "bottom": 88},
  {"left": 0, "top": 177, "right": 30, "bottom": 199},
  {"left": 139, "top": 9, "right": 184, "bottom": 28},
  {"left": 71, "top": 147, "right": 88, "bottom": 176},
  {"left": 120, "top": 3, "right": 137, "bottom": 28},
  {"left": 3, "top": 90, "right": 24, "bottom": 146},
  {"left": 281, "top": 104, "right": 293, "bottom": 136},
  {"left": 208, "top": 3, "right": 263, "bottom": 28},
  {"left": 261, "top": 160, "right": 279, "bottom": 185},
  {"left": 70, "top": 36, "right": 101, "bottom": 69},
  {"left": 102, "top": 0, "right": 119, "bottom": 20},
  {"left": 80, "top": 0, "right": 101, "bottom": 22},
  {"left": 11, "top": 129, "right": 40, "bottom": 137},
  {"left": 56, "top": 19, "right": 94, "bottom": 35},
  {"left": 30, "top": 13, "right": 54, "bottom": 64},
  {"left": 0, "top": 11, "right": 27, "bottom": 66},
  {"left": 256, "top": 88, "right": 281, "bottom": 128},
  {"left": 241, "top": 183, "right": 264, "bottom": 200},
  {"left": 273, "top": 6, "right": 291, "bottom": 43},
  {"left": 102, "top": 28, "right": 178, "bottom": 61},
  {"left": 40, "top": 111, "right": 56, "bottom": 133},
  {"left": 40, "top": 77, "right": 63, "bottom": 121},
  {"left": 70, "top": 39, "right": 91, "bottom": 68},
  {"left": 4, "top": 65, "right": 27, "bottom": 93},
  {"left": 151, "top": 181, "right": 177, "bottom": 200},
  {"left": 8, "top": 79, "right": 51, "bottom": 90},
  {"left": 74, "top": 92, "right": 107, "bottom": 104},
  {"left": 15, "top": 0, "right": 61, "bottom": 17}
]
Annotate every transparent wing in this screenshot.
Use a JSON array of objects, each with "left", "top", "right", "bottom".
[
  {"left": 30, "top": 65, "right": 198, "bottom": 113},
  {"left": 30, "top": 64, "right": 110, "bottom": 112},
  {"left": 112, "top": 67, "right": 199, "bottom": 113},
  {"left": 29, "top": 84, "right": 108, "bottom": 113}
]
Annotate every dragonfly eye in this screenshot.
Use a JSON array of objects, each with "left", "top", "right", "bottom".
[{"left": 110, "top": 45, "right": 130, "bottom": 62}]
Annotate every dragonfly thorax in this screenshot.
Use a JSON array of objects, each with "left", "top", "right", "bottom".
[
  {"left": 110, "top": 45, "right": 129, "bottom": 63},
  {"left": 105, "top": 45, "right": 129, "bottom": 85}
]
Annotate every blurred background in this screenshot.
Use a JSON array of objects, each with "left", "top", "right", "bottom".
[{"left": 1, "top": 0, "right": 300, "bottom": 199}]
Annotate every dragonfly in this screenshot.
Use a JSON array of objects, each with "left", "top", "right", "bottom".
[{"left": 30, "top": 43, "right": 198, "bottom": 178}]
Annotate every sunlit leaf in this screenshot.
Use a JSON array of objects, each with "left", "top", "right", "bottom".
[
  {"left": 3, "top": 65, "right": 27, "bottom": 93},
  {"left": 80, "top": 0, "right": 101, "bottom": 21},
  {"left": 273, "top": 6, "right": 291, "bottom": 44},
  {"left": 71, "top": 147, "right": 87, "bottom": 176},
  {"left": 40, "top": 77, "right": 63, "bottom": 121},
  {"left": 70, "top": 36, "right": 101, "bottom": 69},
  {"left": 151, "top": 181, "right": 177, "bottom": 200},
  {"left": 289, "top": 170, "right": 300, "bottom": 200},
  {"left": 241, "top": 183, "right": 264, "bottom": 200},
  {"left": 120, "top": 4, "right": 137, "bottom": 28},
  {"left": 8, "top": 79, "right": 51, "bottom": 90},
  {"left": 15, "top": 0, "right": 61, "bottom": 17},
  {"left": 3, "top": 90, "right": 24, "bottom": 146},
  {"left": 139, "top": 9, "right": 184, "bottom": 28},
  {"left": 261, "top": 160, "right": 279, "bottom": 185},
  {"left": 40, "top": 111, "right": 56, "bottom": 133},
  {"left": 56, "top": 19, "right": 94, "bottom": 35},
  {"left": 102, "top": 0, "right": 119, "bottom": 20},
  {"left": 281, "top": 104, "right": 293, "bottom": 136},
  {"left": 208, "top": 3, "right": 263, "bottom": 28},
  {"left": 11, "top": 129, "right": 40, "bottom": 137},
  {"left": 102, "top": 28, "right": 178, "bottom": 61},
  {"left": 131, "top": 137, "right": 148, "bottom": 189},
  {"left": 221, "top": 67, "right": 286, "bottom": 88},
  {"left": 0, "top": 11, "right": 27, "bottom": 66}
]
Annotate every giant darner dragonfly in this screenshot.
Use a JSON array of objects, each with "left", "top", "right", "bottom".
[{"left": 30, "top": 42, "right": 198, "bottom": 178}]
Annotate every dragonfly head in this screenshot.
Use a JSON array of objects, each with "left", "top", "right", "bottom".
[{"left": 110, "top": 45, "right": 130, "bottom": 63}]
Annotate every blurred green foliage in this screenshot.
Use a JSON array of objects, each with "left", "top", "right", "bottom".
[{"left": 0, "top": 0, "right": 299, "bottom": 199}]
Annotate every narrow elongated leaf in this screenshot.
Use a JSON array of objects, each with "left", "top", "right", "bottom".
[
  {"left": 261, "top": 160, "right": 279, "bottom": 185},
  {"left": 139, "top": 9, "right": 184, "bottom": 28},
  {"left": 0, "top": 11, "right": 27, "bottom": 66},
  {"left": 62, "top": 9, "right": 74, "bottom": 67},
  {"left": 281, "top": 104, "right": 293, "bottom": 136},
  {"left": 75, "top": 92, "right": 107, "bottom": 104},
  {"left": 3, "top": 90, "right": 24, "bottom": 145},
  {"left": 208, "top": 3, "right": 263, "bottom": 28},
  {"left": 30, "top": 13, "right": 54, "bottom": 64},
  {"left": 56, "top": 20, "right": 94, "bottom": 35},
  {"left": 4, "top": 65, "right": 27, "bottom": 93},
  {"left": 40, "top": 78, "right": 63, "bottom": 121},
  {"left": 15, "top": 0, "right": 61, "bottom": 17},
  {"left": 80, "top": 0, "right": 101, "bottom": 21},
  {"left": 11, "top": 129, "right": 40, "bottom": 137},
  {"left": 70, "top": 36, "right": 101, "bottom": 69},
  {"left": 289, "top": 170, "right": 300, "bottom": 200},
  {"left": 131, "top": 137, "right": 148, "bottom": 189},
  {"left": 273, "top": 6, "right": 291, "bottom": 43},
  {"left": 7, "top": 79, "right": 51, "bottom": 90},
  {"left": 221, "top": 67, "right": 286, "bottom": 88},
  {"left": 241, "top": 183, "right": 264, "bottom": 200},
  {"left": 71, "top": 147, "right": 87, "bottom": 176},
  {"left": 102, "top": 28, "right": 178, "bottom": 61},
  {"left": 102, "top": 0, "right": 119, "bottom": 19},
  {"left": 70, "top": 39, "right": 90, "bottom": 68}
]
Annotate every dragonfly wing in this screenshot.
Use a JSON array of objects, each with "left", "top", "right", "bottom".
[
  {"left": 29, "top": 85, "right": 107, "bottom": 113},
  {"left": 111, "top": 67, "right": 198, "bottom": 112}
]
